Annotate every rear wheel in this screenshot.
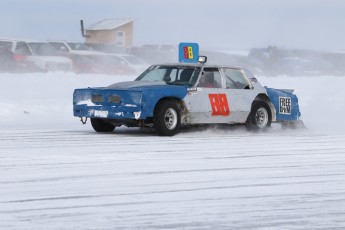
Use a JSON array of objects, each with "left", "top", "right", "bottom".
[
  {"left": 154, "top": 100, "right": 181, "bottom": 136},
  {"left": 91, "top": 118, "right": 115, "bottom": 132},
  {"left": 246, "top": 101, "right": 272, "bottom": 130}
]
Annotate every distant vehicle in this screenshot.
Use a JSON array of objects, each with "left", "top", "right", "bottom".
[
  {"left": 130, "top": 44, "right": 177, "bottom": 64},
  {"left": 109, "top": 54, "right": 149, "bottom": 74},
  {"left": 66, "top": 53, "right": 136, "bottom": 75},
  {"left": 26, "top": 42, "right": 73, "bottom": 72},
  {"left": 0, "top": 39, "right": 73, "bottom": 72},
  {"left": 84, "top": 43, "right": 127, "bottom": 54},
  {"left": 0, "top": 42, "right": 15, "bottom": 72},
  {"left": 49, "top": 41, "right": 134, "bottom": 74},
  {"left": 48, "top": 41, "right": 94, "bottom": 54},
  {"left": 246, "top": 46, "right": 344, "bottom": 76},
  {"left": 66, "top": 54, "right": 96, "bottom": 74},
  {"left": 0, "top": 39, "right": 36, "bottom": 72},
  {"left": 73, "top": 57, "right": 302, "bottom": 136}
]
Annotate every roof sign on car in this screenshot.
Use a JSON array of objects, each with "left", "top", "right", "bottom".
[{"left": 178, "top": 42, "right": 199, "bottom": 63}]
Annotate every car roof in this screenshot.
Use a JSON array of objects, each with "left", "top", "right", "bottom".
[
  {"left": 153, "top": 62, "right": 245, "bottom": 70},
  {"left": 48, "top": 40, "right": 83, "bottom": 43},
  {"left": 26, "top": 41, "right": 53, "bottom": 43},
  {"left": 0, "top": 39, "right": 28, "bottom": 43},
  {"left": 0, "top": 39, "right": 51, "bottom": 43}
]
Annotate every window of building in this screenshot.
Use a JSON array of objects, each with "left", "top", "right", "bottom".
[{"left": 116, "top": 31, "right": 125, "bottom": 46}]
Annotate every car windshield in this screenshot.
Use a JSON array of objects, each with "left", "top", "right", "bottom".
[
  {"left": 67, "top": 42, "right": 89, "bottom": 51},
  {"left": 135, "top": 65, "right": 201, "bottom": 86},
  {"left": 27, "top": 43, "right": 58, "bottom": 56}
]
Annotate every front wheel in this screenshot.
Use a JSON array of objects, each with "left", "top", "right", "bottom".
[
  {"left": 154, "top": 100, "right": 181, "bottom": 136},
  {"left": 90, "top": 118, "right": 115, "bottom": 132},
  {"left": 246, "top": 101, "right": 272, "bottom": 130}
]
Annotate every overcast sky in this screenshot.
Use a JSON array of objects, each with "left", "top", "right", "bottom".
[{"left": 1, "top": 0, "right": 345, "bottom": 50}]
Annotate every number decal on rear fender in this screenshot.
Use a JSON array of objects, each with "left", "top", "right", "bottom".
[{"left": 208, "top": 94, "right": 230, "bottom": 116}]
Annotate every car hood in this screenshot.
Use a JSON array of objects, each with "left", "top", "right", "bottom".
[{"left": 106, "top": 81, "right": 169, "bottom": 90}]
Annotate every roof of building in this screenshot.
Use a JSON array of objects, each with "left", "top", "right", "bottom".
[{"left": 86, "top": 19, "right": 135, "bottom": 31}]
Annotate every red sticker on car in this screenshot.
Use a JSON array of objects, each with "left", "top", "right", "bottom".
[{"left": 208, "top": 94, "right": 230, "bottom": 116}]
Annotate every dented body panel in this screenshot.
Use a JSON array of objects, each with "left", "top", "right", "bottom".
[
  {"left": 265, "top": 87, "right": 301, "bottom": 121},
  {"left": 74, "top": 83, "right": 189, "bottom": 120}
]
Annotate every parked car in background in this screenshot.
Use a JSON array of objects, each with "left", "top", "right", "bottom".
[
  {"left": 49, "top": 41, "right": 140, "bottom": 75},
  {"left": 0, "top": 39, "right": 37, "bottom": 72},
  {"left": 109, "top": 54, "right": 149, "bottom": 74},
  {"left": 25, "top": 41, "right": 73, "bottom": 72},
  {"left": 130, "top": 44, "right": 177, "bottom": 64},
  {"left": 49, "top": 41, "right": 93, "bottom": 54},
  {"left": 91, "top": 54, "right": 137, "bottom": 75},
  {"left": 84, "top": 42, "right": 149, "bottom": 74},
  {"left": 70, "top": 54, "right": 137, "bottom": 75},
  {"left": 84, "top": 43, "right": 127, "bottom": 54},
  {"left": 0, "top": 41, "right": 15, "bottom": 72},
  {"left": 0, "top": 39, "right": 73, "bottom": 72}
]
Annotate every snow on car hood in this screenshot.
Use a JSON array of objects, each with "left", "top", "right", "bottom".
[{"left": 107, "top": 81, "right": 167, "bottom": 89}]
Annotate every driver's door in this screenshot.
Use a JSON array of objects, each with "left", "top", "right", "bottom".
[{"left": 185, "top": 68, "right": 237, "bottom": 124}]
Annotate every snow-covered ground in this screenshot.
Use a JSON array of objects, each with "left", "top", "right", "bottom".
[{"left": 1, "top": 72, "right": 345, "bottom": 229}]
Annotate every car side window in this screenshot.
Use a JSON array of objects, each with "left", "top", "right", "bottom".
[
  {"left": 14, "top": 42, "right": 32, "bottom": 56},
  {"left": 174, "top": 68, "right": 193, "bottom": 84},
  {"left": 197, "top": 68, "right": 222, "bottom": 88},
  {"left": 223, "top": 68, "right": 250, "bottom": 89},
  {"left": 0, "top": 41, "right": 13, "bottom": 50},
  {"left": 50, "top": 42, "right": 69, "bottom": 52}
]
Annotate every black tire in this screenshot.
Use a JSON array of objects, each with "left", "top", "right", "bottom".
[
  {"left": 246, "top": 101, "right": 272, "bottom": 130},
  {"left": 90, "top": 118, "right": 115, "bottom": 132},
  {"left": 154, "top": 100, "right": 181, "bottom": 136}
]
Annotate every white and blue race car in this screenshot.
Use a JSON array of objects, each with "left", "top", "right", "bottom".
[{"left": 73, "top": 57, "right": 302, "bottom": 136}]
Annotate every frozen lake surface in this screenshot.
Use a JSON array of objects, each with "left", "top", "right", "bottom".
[{"left": 1, "top": 73, "right": 345, "bottom": 229}]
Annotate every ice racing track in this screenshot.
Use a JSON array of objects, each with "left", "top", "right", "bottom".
[{"left": 1, "top": 73, "right": 345, "bottom": 229}]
